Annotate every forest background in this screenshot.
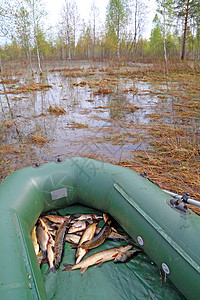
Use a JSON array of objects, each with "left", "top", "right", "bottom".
[{"left": 0, "top": 0, "right": 200, "bottom": 64}]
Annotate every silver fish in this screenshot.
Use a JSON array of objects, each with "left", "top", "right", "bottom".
[
  {"left": 36, "top": 218, "right": 50, "bottom": 259},
  {"left": 45, "top": 236, "right": 56, "bottom": 274},
  {"left": 65, "top": 233, "right": 81, "bottom": 244},
  {"left": 75, "top": 222, "right": 97, "bottom": 264},
  {"left": 31, "top": 226, "right": 39, "bottom": 255},
  {"left": 68, "top": 220, "right": 87, "bottom": 234},
  {"left": 79, "top": 219, "right": 112, "bottom": 250}
]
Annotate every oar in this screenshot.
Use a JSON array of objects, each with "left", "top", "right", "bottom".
[{"left": 163, "top": 190, "right": 200, "bottom": 208}]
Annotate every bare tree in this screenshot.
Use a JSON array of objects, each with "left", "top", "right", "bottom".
[
  {"left": 90, "top": 0, "right": 100, "bottom": 59},
  {"left": 26, "top": 0, "right": 47, "bottom": 74},
  {"left": 71, "top": 1, "right": 79, "bottom": 59},
  {"left": 128, "top": 0, "right": 148, "bottom": 61},
  {"left": 59, "top": 0, "right": 79, "bottom": 60},
  {"left": 0, "top": 0, "right": 16, "bottom": 39}
]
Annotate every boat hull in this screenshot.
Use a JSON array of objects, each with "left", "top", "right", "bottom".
[{"left": 0, "top": 157, "right": 200, "bottom": 299}]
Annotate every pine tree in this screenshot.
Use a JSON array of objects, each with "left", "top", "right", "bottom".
[{"left": 173, "top": 0, "right": 200, "bottom": 60}]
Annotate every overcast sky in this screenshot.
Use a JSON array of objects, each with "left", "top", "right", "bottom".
[{"left": 45, "top": 0, "right": 157, "bottom": 40}]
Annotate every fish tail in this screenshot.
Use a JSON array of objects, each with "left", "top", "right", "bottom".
[
  {"left": 70, "top": 245, "right": 77, "bottom": 249},
  {"left": 45, "top": 266, "right": 56, "bottom": 275},
  {"left": 55, "top": 256, "right": 61, "bottom": 269},
  {"left": 62, "top": 264, "right": 73, "bottom": 272},
  {"left": 125, "top": 239, "right": 137, "bottom": 246},
  {"left": 42, "top": 250, "right": 47, "bottom": 260}
]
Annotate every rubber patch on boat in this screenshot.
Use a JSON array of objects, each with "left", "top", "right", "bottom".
[{"left": 51, "top": 188, "right": 68, "bottom": 200}]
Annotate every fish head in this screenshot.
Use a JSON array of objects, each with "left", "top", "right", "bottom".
[
  {"left": 103, "top": 213, "right": 110, "bottom": 223},
  {"left": 92, "top": 215, "right": 103, "bottom": 222}
]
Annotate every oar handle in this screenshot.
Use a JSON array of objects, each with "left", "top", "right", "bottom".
[{"left": 163, "top": 190, "right": 200, "bottom": 208}]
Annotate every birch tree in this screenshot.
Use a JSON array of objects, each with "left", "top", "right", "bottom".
[
  {"left": 90, "top": 1, "right": 100, "bottom": 59},
  {"left": 106, "top": 0, "right": 130, "bottom": 59},
  {"left": 0, "top": 0, "right": 16, "bottom": 40},
  {"left": 59, "top": 0, "right": 79, "bottom": 60},
  {"left": 128, "top": 0, "right": 148, "bottom": 61},
  {"left": 26, "top": 0, "right": 47, "bottom": 73},
  {"left": 156, "top": 0, "right": 173, "bottom": 75},
  {"left": 14, "top": 6, "right": 31, "bottom": 59},
  {"left": 71, "top": 2, "right": 79, "bottom": 59}
]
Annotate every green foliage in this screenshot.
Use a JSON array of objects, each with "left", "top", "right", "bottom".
[
  {"left": 76, "top": 26, "right": 93, "bottom": 59},
  {"left": 14, "top": 6, "right": 31, "bottom": 57},
  {"left": 35, "top": 28, "right": 51, "bottom": 57},
  {"left": 0, "top": 53, "right": 10, "bottom": 59},
  {"left": 106, "top": 0, "right": 130, "bottom": 58},
  {"left": 150, "top": 14, "right": 164, "bottom": 57},
  {"left": 3, "top": 41, "right": 21, "bottom": 58}
]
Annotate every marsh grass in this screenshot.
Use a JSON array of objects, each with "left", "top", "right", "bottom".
[
  {"left": 49, "top": 67, "right": 83, "bottom": 72},
  {"left": 93, "top": 87, "right": 113, "bottom": 95},
  {"left": 48, "top": 105, "right": 66, "bottom": 115},
  {"left": 121, "top": 121, "right": 200, "bottom": 214},
  {"left": 69, "top": 122, "right": 88, "bottom": 129},
  {"left": 29, "top": 132, "right": 47, "bottom": 144},
  {"left": 0, "top": 144, "right": 20, "bottom": 154},
  {"left": 3, "top": 82, "right": 52, "bottom": 94},
  {"left": 0, "top": 79, "right": 19, "bottom": 84}
]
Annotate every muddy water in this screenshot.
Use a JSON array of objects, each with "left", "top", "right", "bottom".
[{"left": 0, "top": 61, "right": 172, "bottom": 165}]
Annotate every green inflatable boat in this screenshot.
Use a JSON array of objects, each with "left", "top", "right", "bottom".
[{"left": 0, "top": 157, "right": 199, "bottom": 300}]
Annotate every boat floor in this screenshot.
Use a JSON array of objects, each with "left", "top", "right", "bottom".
[{"left": 41, "top": 205, "right": 185, "bottom": 300}]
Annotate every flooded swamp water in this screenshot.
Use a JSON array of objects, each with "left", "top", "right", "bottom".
[{"left": 0, "top": 60, "right": 199, "bottom": 182}]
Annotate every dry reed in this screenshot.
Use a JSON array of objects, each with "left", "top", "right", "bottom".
[{"left": 48, "top": 105, "right": 66, "bottom": 115}]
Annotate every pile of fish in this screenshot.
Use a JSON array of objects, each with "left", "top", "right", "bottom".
[{"left": 31, "top": 212, "right": 142, "bottom": 274}]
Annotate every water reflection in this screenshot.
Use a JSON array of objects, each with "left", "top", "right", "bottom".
[
  {"left": 1, "top": 82, "right": 21, "bottom": 139},
  {"left": 1, "top": 62, "right": 198, "bottom": 161}
]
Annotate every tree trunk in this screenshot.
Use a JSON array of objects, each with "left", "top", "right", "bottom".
[
  {"left": 93, "top": 21, "right": 96, "bottom": 60},
  {"left": 198, "top": 38, "right": 200, "bottom": 60},
  {"left": 28, "top": 48, "right": 34, "bottom": 76},
  {"left": 68, "top": 36, "right": 71, "bottom": 60},
  {"left": 133, "top": 0, "right": 138, "bottom": 62},
  {"left": 0, "top": 56, "right": 2, "bottom": 74},
  {"left": 36, "top": 40, "right": 42, "bottom": 74},
  {"left": 163, "top": 6, "right": 169, "bottom": 76},
  {"left": 73, "top": 27, "right": 76, "bottom": 59},
  {"left": 117, "top": 20, "right": 120, "bottom": 60},
  {"left": 32, "top": 0, "right": 42, "bottom": 74},
  {"left": 181, "top": 0, "right": 190, "bottom": 60}
]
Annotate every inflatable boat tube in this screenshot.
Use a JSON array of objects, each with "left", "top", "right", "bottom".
[{"left": 0, "top": 157, "right": 200, "bottom": 299}]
